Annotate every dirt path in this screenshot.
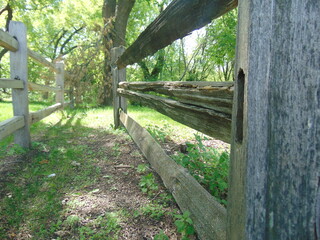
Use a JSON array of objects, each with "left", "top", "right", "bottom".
[
  {"left": 0, "top": 126, "right": 187, "bottom": 239},
  {"left": 67, "top": 131, "right": 182, "bottom": 239}
]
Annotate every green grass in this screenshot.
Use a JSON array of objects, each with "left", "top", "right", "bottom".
[
  {"left": 0, "top": 101, "right": 230, "bottom": 239},
  {"left": 0, "top": 103, "right": 122, "bottom": 239},
  {"left": 127, "top": 105, "right": 198, "bottom": 142}
]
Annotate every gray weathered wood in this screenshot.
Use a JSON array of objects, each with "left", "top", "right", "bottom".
[
  {"left": 27, "top": 49, "right": 58, "bottom": 73},
  {"left": 0, "top": 78, "right": 24, "bottom": 89},
  {"left": 29, "top": 103, "right": 62, "bottom": 124},
  {"left": 119, "top": 81, "right": 234, "bottom": 114},
  {"left": 117, "top": 0, "right": 237, "bottom": 69},
  {"left": 28, "top": 82, "right": 61, "bottom": 93},
  {"left": 111, "top": 46, "right": 127, "bottom": 128},
  {"left": 120, "top": 110, "right": 227, "bottom": 240},
  {"left": 226, "top": 0, "right": 249, "bottom": 239},
  {"left": 9, "top": 21, "right": 31, "bottom": 148},
  {"left": 55, "top": 62, "right": 64, "bottom": 104},
  {"left": 0, "top": 29, "right": 18, "bottom": 52},
  {"left": 0, "top": 116, "right": 25, "bottom": 141},
  {"left": 228, "top": 0, "right": 320, "bottom": 239},
  {"left": 118, "top": 89, "right": 231, "bottom": 143}
]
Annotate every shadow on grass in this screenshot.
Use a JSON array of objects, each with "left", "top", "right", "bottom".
[{"left": 0, "top": 107, "right": 126, "bottom": 239}]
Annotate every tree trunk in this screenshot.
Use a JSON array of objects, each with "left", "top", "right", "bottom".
[
  {"left": 138, "top": 49, "right": 165, "bottom": 81},
  {"left": 101, "top": 0, "right": 135, "bottom": 106}
]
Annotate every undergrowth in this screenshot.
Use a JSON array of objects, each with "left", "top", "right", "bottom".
[
  {"left": 173, "top": 135, "right": 229, "bottom": 205},
  {"left": 146, "top": 121, "right": 230, "bottom": 205}
]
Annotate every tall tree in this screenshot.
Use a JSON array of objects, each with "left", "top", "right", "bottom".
[
  {"left": 101, "top": 0, "right": 136, "bottom": 105},
  {"left": 205, "top": 9, "right": 237, "bottom": 81}
]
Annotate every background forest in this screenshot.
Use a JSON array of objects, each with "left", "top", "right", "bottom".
[{"left": 0, "top": 0, "right": 237, "bottom": 107}]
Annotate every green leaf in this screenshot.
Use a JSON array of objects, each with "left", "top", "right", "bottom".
[{"left": 174, "top": 220, "right": 185, "bottom": 232}]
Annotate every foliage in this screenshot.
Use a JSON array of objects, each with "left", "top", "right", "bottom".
[
  {"left": 139, "top": 203, "right": 166, "bottom": 220},
  {"left": 1, "top": 0, "right": 237, "bottom": 105},
  {"left": 154, "top": 230, "right": 169, "bottom": 240},
  {"left": 174, "top": 211, "right": 195, "bottom": 240},
  {"left": 146, "top": 122, "right": 171, "bottom": 143},
  {"left": 136, "top": 164, "right": 149, "bottom": 173},
  {"left": 139, "top": 172, "right": 159, "bottom": 196},
  {"left": 0, "top": 0, "right": 104, "bottom": 105},
  {"left": 173, "top": 134, "right": 229, "bottom": 205},
  {"left": 204, "top": 9, "right": 237, "bottom": 81}
]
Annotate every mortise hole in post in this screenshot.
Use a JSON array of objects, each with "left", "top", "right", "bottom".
[{"left": 235, "top": 68, "right": 245, "bottom": 143}]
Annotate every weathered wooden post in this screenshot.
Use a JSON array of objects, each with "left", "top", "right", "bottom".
[
  {"left": 111, "top": 46, "right": 127, "bottom": 128},
  {"left": 55, "top": 61, "right": 65, "bottom": 105},
  {"left": 227, "top": 0, "right": 320, "bottom": 239},
  {"left": 9, "top": 21, "right": 31, "bottom": 148}
]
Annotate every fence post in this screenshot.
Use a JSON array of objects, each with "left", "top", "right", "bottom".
[
  {"left": 55, "top": 61, "right": 65, "bottom": 105},
  {"left": 111, "top": 46, "right": 127, "bottom": 128},
  {"left": 227, "top": 0, "right": 320, "bottom": 239},
  {"left": 9, "top": 21, "right": 31, "bottom": 148}
]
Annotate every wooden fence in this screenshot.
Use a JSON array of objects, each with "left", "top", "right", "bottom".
[
  {"left": 112, "top": 0, "right": 320, "bottom": 239},
  {"left": 111, "top": 1, "right": 238, "bottom": 239},
  {"left": 0, "top": 21, "right": 69, "bottom": 148}
]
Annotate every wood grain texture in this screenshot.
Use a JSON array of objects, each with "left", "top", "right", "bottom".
[
  {"left": 0, "top": 79, "right": 24, "bottom": 89},
  {"left": 227, "top": 0, "right": 250, "bottom": 239},
  {"left": 120, "top": 111, "right": 227, "bottom": 240},
  {"left": 119, "top": 81, "right": 234, "bottom": 114},
  {"left": 29, "top": 103, "right": 62, "bottom": 124},
  {"left": 0, "top": 29, "right": 18, "bottom": 52},
  {"left": 118, "top": 89, "right": 231, "bottom": 143},
  {"left": 0, "top": 116, "right": 25, "bottom": 141},
  {"left": 228, "top": 0, "right": 320, "bottom": 239},
  {"left": 117, "top": 0, "right": 238, "bottom": 68},
  {"left": 9, "top": 21, "right": 31, "bottom": 148}
]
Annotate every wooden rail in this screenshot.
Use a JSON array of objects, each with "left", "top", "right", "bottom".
[
  {"left": 27, "top": 49, "right": 58, "bottom": 73},
  {"left": 119, "top": 81, "right": 234, "bottom": 115},
  {"left": 28, "top": 82, "right": 61, "bottom": 93},
  {"left": 120, "top": 110, "right": 227, "bottom": 240},
  {"left": 0, "top": 29, "right": 18, "bottom": 52},
  {"left": 0, "top": 78, "right": 24, "bottom": 89},
  {"left": 0, "top": 116, "right": 25, "bottom": 141},
  {"left": 118, "top": 89, "right": 231, "bottom": 143},
  {"left": 29, "top": 103, "right": 62, "bottom": 125},
  {"left": 117, "top": 0, "right": 238, "bottom": 68}
]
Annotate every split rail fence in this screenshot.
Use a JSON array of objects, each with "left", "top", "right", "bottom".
[
  {"left": 112, "top": 0, "right": 319, "bottom": 239},
  {"left": 0, "top": 21, "right": 70, "bottom": 148},
  {"left": 111, "top": 0, "right": 238, "bottom": 239}
]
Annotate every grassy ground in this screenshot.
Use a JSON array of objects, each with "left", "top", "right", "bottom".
[{"left": 0, "top": 101, "right": 229, "bottom": 239}]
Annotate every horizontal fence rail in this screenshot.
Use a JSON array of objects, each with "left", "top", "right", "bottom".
[
  {"left": 120, "top": 110, "right": 227, "bottom": 240},
  {"left": 0, "top": 116, "right": 25, "bottom": 141},
  {"left": 117, "top": 0, "right": 238, "bottom": 69},
  {"left": 28, "top": 82, "right": 62, "bottom": 93},
  {"left": 117, "top": 81, "right": 233, "bottom": 143},
  {"left": 0, "top": 21, "right": 69, "bottom": 147},
  {"left": 27, "top": 49, "right": 58, "bottom": 73},
  {"left": 29, "top": 103, "right": 62, "bottom": 125},
  {"left": 0, "top": 79, "right": 24, "bottom": 89},
  {"left": 0, "top": 29, "right": 18, "bottom": 52},
  {"left": 119, "top": 81, "right": 234, "bottom": 115}
]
